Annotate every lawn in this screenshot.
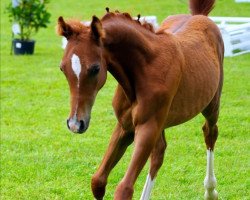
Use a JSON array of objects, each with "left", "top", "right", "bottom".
[{"left": 1, "top": 0, "right": 250, "bottom": 199}]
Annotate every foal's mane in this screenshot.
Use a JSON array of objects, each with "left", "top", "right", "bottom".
[{"left": 101, "top": 9, "right": 155, "bottom": 33}]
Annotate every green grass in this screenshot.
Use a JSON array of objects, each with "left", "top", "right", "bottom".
[{"left": 1, "top": 0, "right": 250, "bottom": 199}]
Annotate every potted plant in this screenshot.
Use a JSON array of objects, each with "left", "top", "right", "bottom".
[{"left": 6, "top": 0, "right": 51, "bottom": 55}]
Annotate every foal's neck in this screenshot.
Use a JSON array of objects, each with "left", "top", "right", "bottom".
[{"left": 103, "top": 19, "right": 157, "bottom": 102}]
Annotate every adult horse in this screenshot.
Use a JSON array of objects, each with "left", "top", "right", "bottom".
[{"left": 57, "top": 0, "right": 224, "bottom": 199}]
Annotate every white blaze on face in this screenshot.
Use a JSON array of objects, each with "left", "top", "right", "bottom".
[{"left": 71, "top": 54, "right": 81, "bottom": 87}]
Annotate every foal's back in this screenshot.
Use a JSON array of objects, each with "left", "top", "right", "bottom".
[{"left": 158, "top": 15, "right": 224, "bottom": 127}]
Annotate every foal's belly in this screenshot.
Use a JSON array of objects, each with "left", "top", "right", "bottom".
[{"left": 165, "top": 61, "right": 220, "bottom": 127}]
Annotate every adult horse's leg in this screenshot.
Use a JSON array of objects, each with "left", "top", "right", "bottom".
[
  {"left": 202, "top": 95, "right": 220, "bottom": 200},
  {"left": 140, "top": 131, "right": 167, "bottom": 200},
  {"left": 114, "top": 118, "right": 163, "bottom": 200},
  {"left": 91, "top": 124, "right": 134, "bottom": 200}
]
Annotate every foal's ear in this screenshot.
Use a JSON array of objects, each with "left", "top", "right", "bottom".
[
  {"left": 57, "top": 16, "right": 73, "bottom": 40},
  {"left": 91, "top": 16, "right": 105, "bottom": 43}
]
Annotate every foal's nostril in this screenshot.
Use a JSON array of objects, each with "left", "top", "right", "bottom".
[
  {"left": 79, "top": 120, "right": 85, "bottom": 133},
  {"left": 66, "top": 118, "right": 86, "bottom": 133}
]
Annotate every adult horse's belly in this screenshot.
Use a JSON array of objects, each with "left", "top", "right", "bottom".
[{"left": 165, "top": 58, "right": 220, "bottom": 127}]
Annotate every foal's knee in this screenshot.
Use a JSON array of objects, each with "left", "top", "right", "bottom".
[{"left": 91, "top": 174, "right": 107, "bottom": 200}]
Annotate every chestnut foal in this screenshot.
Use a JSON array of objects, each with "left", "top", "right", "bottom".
[{"left": 57, "top": 0, "right": 223, "bottom": 199}]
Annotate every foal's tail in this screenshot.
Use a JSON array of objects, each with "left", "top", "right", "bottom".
[{"left": 189, "top": 0, "right": 215, "bottom": 16}]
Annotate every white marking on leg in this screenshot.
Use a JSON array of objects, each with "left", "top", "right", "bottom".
[
  {"left": 71, "top": 54, "right": 81, "bottom": 87},
  {"left": 140, "top": 174, "right": 155, "bottom": 200},
  {"left": 204, "top": 149, "right": 218, "bottom": 200}
]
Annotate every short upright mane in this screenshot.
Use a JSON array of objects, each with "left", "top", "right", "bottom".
[
  {"left": 56, "top": 8, "right": 155, "bottom": 39},
  {"left": 101, "top": 9, "right": 155, "bottom": 33}
]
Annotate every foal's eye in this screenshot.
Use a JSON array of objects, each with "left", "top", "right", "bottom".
[{"left": 88, "top": 64, "right": 100, "bottom": 76}]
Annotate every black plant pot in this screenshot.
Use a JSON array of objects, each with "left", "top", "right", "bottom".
[{"left": 12, "top": 39, "right": 35, "bottom": 55}]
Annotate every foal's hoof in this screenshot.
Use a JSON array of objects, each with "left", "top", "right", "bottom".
[
  {"left": 204, "top": 189, "right": 218, "bottom": 200},
  {"left": 91, "top": 175, "right": 107, "bottom": 200}
]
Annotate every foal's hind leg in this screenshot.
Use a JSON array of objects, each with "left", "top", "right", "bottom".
[
  {"left": 140, "top": 131, "right": 167, "bottom": 200},
  {"left": 202, "top": 100, "right": 220, "bottom": 200}
]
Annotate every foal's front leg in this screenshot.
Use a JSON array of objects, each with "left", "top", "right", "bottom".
[
  {"left": 91, "top": 124, "right": 134, "bottom": 200},
  {"left": 114, "top": 118, "right": 162, "bottom": 200}
]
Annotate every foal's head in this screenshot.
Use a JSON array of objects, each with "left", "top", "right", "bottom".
[{"left": 57, "top": 16, "right": 107, "bottom": 133}]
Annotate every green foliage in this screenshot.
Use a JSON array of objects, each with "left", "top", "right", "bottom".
[{"left": 6, "top": 0, "right": 51, "bottom": 41}]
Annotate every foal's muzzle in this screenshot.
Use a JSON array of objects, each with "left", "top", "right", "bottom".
[{"left": 67, "top": 116, "right": 88, "bottom": 134}]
